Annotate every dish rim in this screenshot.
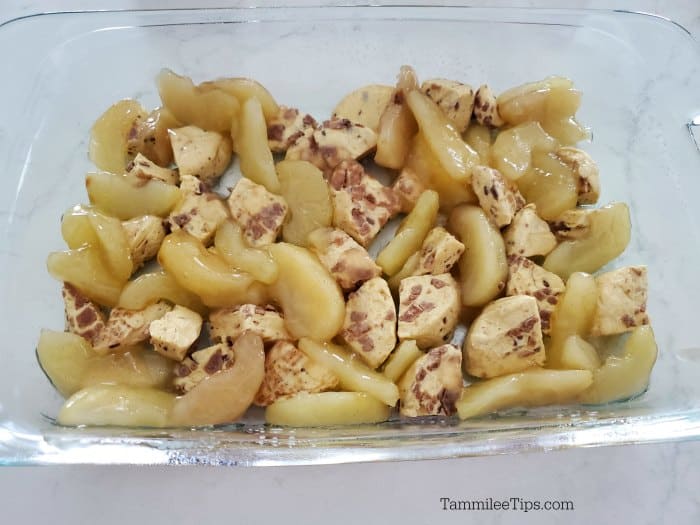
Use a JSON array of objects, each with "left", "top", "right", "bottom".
[{"left": 0, "top": 4, "right": 696, "bottom": 40}]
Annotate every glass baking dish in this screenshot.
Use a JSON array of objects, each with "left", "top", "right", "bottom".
[{"left": 1, "top": 5, "right": 699, "bottom": 466}]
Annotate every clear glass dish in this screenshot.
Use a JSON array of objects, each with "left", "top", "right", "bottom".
[{"left": 1, "top": 6, "right": 699, "bottom": 466}]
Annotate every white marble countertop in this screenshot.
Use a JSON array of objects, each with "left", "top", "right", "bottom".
[{"left": 1, "top": 1, "right": 699, "bottom": 524}]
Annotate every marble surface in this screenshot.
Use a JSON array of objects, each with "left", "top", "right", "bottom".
[{"left": 1, "top": 1, "right": 700, "bottom": 524}]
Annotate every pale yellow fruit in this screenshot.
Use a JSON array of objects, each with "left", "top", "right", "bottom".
[
  {"left": 463, "top": 123, "right": 492, "bottom": 164},
  {"left": 376, "top": 190, "right": 439, "bottom": 275},
  {"left": 456, "top": 368, "right": 593, "bottom": 419},
  {"left": 200, "top": 77, "right": 279, "bottom": 122},
  {"left": 382, "top": 340, "right": 423, "bottom": 383},
  {"left": 158, "top": 230, "right": 265, "bottom": 308},
  {"left": 537, "top": 82, "right": 581, "bottom": 117},
  {"left": 497, "top": 77, "right": 577, "bottom": 124},
  {"left": 37, "top": 330, "right": 95, "bottom": 397},
  {"left": 86, "top": 172, "right": 181, "bottom": 220},
  {"left": 406, "top": 90, "right": 480, "bottom": 182},
  {"left": 117, "top": 271, "right": 207, "bottom": 316},
  {"left": 265, "top": 392, "right": 391, "bottom": 426},
  {"left": 559, "top": 335, "right": 601, "bottom": 371},
  {"left": 267, "top": 243, "right": 345, "bottom": 341},
  {"left": 57, "top": 384, "right": 174, "bottom": 427},
  {"left": 214, "top": 220, "right": 279, "bottom": 284},
  {"left": 157, "top": 69, "right": 240, "bottom": 133},
  {"left": 38, "top": 330, "right": 169, "bottom": 395},
  {"left": 83, "top": 346, "right": 173, "bottom": 390},
  {"left": 543, "top": 202, "right": 631, "bottom": 279},
  {"left": 333, "top": 84, "right": 394, "bottom": 131},
  {"left": 374, "top": 96, "right": 418, "bottom": 169},
  {"left": 406, "top": 133, "right": 477, "bottom": 210},
  {"left": 87, "top": 209, "right": 133, "bottom": 281},
  {"left": 374, "top": 68, "right": 419, "bottom": 169},
  {"left": 298, "top": 339, "right": 399, "bottom": 406},
  {"left": 496, "top": 76, "right": 588, "bottom": 145},
  {"left": 517, "top": 150, "right": 578, "bottom": 220},
  {"left": 233, "top": 96, "right": 280, "bottom": 193},
  {"left": 448, "top": 204, "right": 508, "bottom": 307},
  {"left": 89, "top": 99, "right": 147, "bottom": 173},
  {"left": 546, "top": 272, "right": 598, "bottom": 368},
  {"left": 47, "top": 246, "right": 123, "bottom": 307},
  {"left": 171, "top": 333, "right": 264, "bottom": 426},
  {"left": 277, "top": 160, "right": 332, "bottom": 246},
  {"left": 578, "top": 326, "right": 658, "bottom": 404},
  {"left": 491, "top": 121, "right": 559, "bottom": 181},
  {"left": 61, "top": 205, "right": 99, "bottom": 249},
  {"left": 387, "top": 252, "right": 419, "bottom": 292},
  {"left": 543, "top": 116, "right": 589, "bottom": 146},
  {"left": 60, "top": 205, "right": 133, "bottom": 280}
]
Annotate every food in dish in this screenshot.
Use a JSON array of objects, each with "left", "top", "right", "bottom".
[{"left": 38, "top": 67, "right": 655, "bottom": 427}]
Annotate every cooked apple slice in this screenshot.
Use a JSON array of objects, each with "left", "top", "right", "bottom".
[
  {"left": 47, "top": 246, "right": 123, "bottom": 307},
  {"left": 496, "top": 76, "right": 588, "bottom": 145},
  {"left": 157, "top": 69, "right": 240, "bottom": 133},
  {"left": 497, "top": 76, "right": 577, "bottom": 124},
  {"left": 517, "top": 150, "right": 578, "bottom": 220},
  {"left": 405, "top": 133, "right": 477, "bottom": 210},
  {"left": 387, "top": 252, "right": 419, "bottom": 292},
  {"left": 543, "top": 202, "right": 631, "bottom": 279},
  {"left": 544, "top": 117, "right": 589, "bottom": 146},
  {"left": 463, "top": 123, "right": 492, "bottom": 164},
  {"left": 61, "top": 205, "right": 99, "bottom": 249},
  {"left": 382, "top": 340, "right": 423, "bottom": 383},
  {"left": 214, "top": 220, "right": 279, "bottom": 284},
  {"left": 83, "top": 346, "right": 173, "bottom": 390},
  {"left": 277, "top": 160, "right": 332, "bottom": 246},
  {"left": 546, "top": 272, "right": 598, "bottom": 368},
  {"left": 89, "top": 99, "right": 147, "bottom": 173},
  {"left": 376, "top": 190, "right": 439, "bottom": 276},
  {"left": 158, "top": 231, "right": 265, "bottom": 308},
  {"left": 86, "top": 172, "right": 181, "bottom": 220},
  {"left": 267, "top": 243, "right": 345, "bottom": 341},
  {"left": 266, "top": 392, "right": 390, "bottom": 426},
  {"left": 36, "top": 330, "right": 95, "bottom": 397},
  {"left": 57, "top": 384, "right": 174, "bottom": 427},
  {"left": 491, "top": 121, "right": 559, "bottom": 181},
  {"left": 559, "top": 335, "right": 601, "bottom": 371},
  {"left": 87, "top": 209, "right": 133, "bottom": 281},
  {"left": 233, "top": 96, "right": 281, "bottom": 193},
  {"left": 60, "top": 205, "right": 133, "bottom": 280},
  {"left": 298, "top": 339, "right": 399, "bottom": 406},
  {"left": 578, "top": 326, "right": 658, "bottom": 404},
  {"left": 171, "top": 332, "right": 265, "bottom": 426},
  {"left": 374, "top": 66, "right": 419, "bottom": 169},
  {"left": 117, "top": 271, "right": 207, "bottom": 315},
  {"left": 456, "top": 368, "right": 593, "bottom": 419},
  {"left": 406, "top": 90, "right": 480, "bottom": 182},
  {"left": 448, "top": 204, "right": 508, "bottom": 307},
  {"left": 200, "top": 77, "right": 279, "bottom": 121}
]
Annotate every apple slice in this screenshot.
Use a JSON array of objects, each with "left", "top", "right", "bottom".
[{"left": 171, "top": 332, "right": 264, "bottom": 426}]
